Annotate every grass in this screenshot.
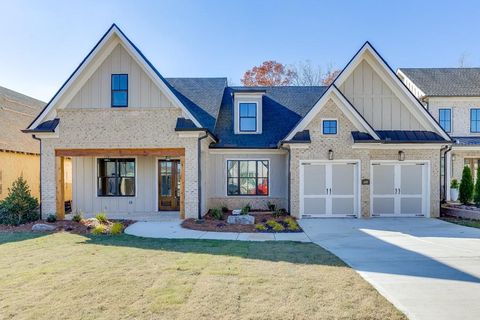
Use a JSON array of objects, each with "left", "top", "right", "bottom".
[
  {"left": 0, "top": 232, "right": 406, "bottom": 320},
  {"left": 440, "top": 216, "right": 480, "bottom": 229}
]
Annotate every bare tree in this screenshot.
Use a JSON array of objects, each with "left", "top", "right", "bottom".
[
  {"left": 241, "top": 60, "right": 295, "bottom": 86},
  {"left": 291, "top": 60, "right": 323, "bottom": 86},
  {"left": 322, "top": 66, "right": 341, "bottom": 86},
  {"left": 458, "top": 52, "right": 470, "bottom": 67}
]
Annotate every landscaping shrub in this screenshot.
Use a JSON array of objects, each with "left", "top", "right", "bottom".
[
  {"left": 91, "top": 224, "right": 106, "bottom": 235},
  {"left": 221, "top": 206, "right": 229, "bottom": 213},
  {"left": 450, "top": 179, "right": 459, "bottom": 189},
  {"left": 255, "top": 223, "right": 267, "bottom": 231},
  {"left": 266, "top": 201, "right": 276, "bottom": 212},
  {"left": 273, "top": 208, "right": 287, "bottom": 218},
  {"left": 210, "top": 208, "right": 223, "bottom": 220},
  {"left": 266, "top": 220, "right": 284, "bottom": 232},
  {"left": 240, "top": 204, "right": 251, "bottom": 215},
  {"left": 0, "top": 176, "right": 39, "bottom": 225},
  {"left": 95, "top": 213, "right": 108, "bottom": 224},
  {"left": 110, "top": 222, "right": 124, "bottom": 235},
  {"left": 46, "top": 214, "right": 57, "bottom": 223},
  {"left": 459, "top": 166, "right": 474, "bottom": 204},
  {"left": 284, "top": 217, "right": 300, "bottom": 231},
  {"left": 72, "top": 212, "right": 82, "bottom": 223},
  {"left": 475, "top": 169, "right": 480, "bottom": 206}
]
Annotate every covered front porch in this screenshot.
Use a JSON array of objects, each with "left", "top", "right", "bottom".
[{"left": 53, "top": 148, "right": 189, "bottom": 220}]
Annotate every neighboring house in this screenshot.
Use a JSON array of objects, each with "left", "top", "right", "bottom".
[
  {"left": 0, "top": 86, "right": 44, "bottom": 200},
  {"left": 24, "top": 24, "right": 450, "bottom": 220},
  {"left": 398, "top": 68, "right": 480, "bottom": 200}
]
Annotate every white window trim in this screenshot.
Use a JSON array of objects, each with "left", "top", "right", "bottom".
[
  {"left": 224, "top": 158, "right": 271, "bottom": 197},
  {"left": 94, "top": 156, "right": 138, "bottom": 199},
  {"left": 438, "top": 107, "right": 452, "bottom": 133},
  {"left": 321, "top": 118, "right": 339, "bottom": 136},
  {"left": 236, "top": 101, "right": 260, "bottom": 134}
]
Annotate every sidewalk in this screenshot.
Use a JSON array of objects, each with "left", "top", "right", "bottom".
[{"left": 124, "top": 220, "right": 310, "bottom": 242}]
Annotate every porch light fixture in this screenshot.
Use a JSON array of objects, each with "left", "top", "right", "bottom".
[
  {"left": 328, "top": 149, "right": 334, "bottom": 160},
  {"left": 398, "top": 150, "right": 405, "bottom": 161}
]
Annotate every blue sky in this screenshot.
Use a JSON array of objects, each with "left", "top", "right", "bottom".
[{"left": 1, "top": 0, "right": 479, "bottom": 101}]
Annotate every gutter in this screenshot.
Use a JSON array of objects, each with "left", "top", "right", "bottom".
[
  {"left": 441, "top": 144, "right": 452, "bottom": 204},
  {"left": 197, "top": 132, "right": 209, "bottom": 220}
]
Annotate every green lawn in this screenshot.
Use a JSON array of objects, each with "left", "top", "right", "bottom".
[
  {"left": 440, "top": 217, "right": 480, "bottom": 229},
  {"left": 0, "top": 232, "right": 405, "bottom": 320}
]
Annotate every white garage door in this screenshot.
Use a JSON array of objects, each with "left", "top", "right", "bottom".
[
  {"left": 300, "top": 161, "right": 359, "bottom": 217},
  {"left": 371, "top": 162, "right": 429, "bottom": 217}
]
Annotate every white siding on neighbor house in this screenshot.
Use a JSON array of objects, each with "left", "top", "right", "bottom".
[
  {"left": 339, "top": 59, "right": 424, "bottom": 130},
  {"left": 206, "top": 152, "right": 288, "bottom": 210},
  {"left": 72, "top": 156, "right": 158, "bottom": 214},
  {"left": 428, "top": 97, "right": 480, "bottom": 137},
  {"left": 67, "top": 44, "right": 173, "bottom": 109}
]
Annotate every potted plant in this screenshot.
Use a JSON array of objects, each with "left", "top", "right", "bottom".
[{"left": 450, "top": 179, "right": 459, "bottom": 202}]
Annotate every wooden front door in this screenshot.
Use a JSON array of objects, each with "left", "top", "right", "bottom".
[{"left": 158, "top": 160, "right": 181, "bottom": 211}]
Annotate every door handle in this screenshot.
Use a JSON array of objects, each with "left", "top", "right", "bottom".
[{"left": 330, "top": 188, "right": 332, "bottom": 195}]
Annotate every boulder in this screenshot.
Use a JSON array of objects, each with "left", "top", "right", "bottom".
[
  {"left": 232, "top": 209, "right": 241, "bottom": 215},
  {"left": 227, "top": 214, "right": 255, "bottom": 225},
  {"left": 32, "top": 223, "right": 56, "bottom": 232}
]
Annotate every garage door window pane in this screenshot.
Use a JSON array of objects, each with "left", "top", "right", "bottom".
[{"left": 303, "top": 165, "right": 326, "bottom": 195}]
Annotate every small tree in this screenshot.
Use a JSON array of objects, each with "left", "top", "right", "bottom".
[
  {"left": 474, "top": 169, "right": 480, "bottom": 206},
  {"left": 0, "top": 176, "right": 39, "bottom": 225},
  {"left": 459, "top": 166, "right": 474, "bottom": 205}
]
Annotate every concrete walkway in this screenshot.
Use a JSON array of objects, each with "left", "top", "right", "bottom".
[
  {"left": 125, "top": 220, "right": 310, "bottom": 242},
  {"left": 299, "top": 218, "right": 480, "bottom": 320}
]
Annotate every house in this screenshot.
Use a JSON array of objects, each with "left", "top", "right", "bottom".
[
  {"left": 24, "top": 24, "right": 451, "bottom": 220},
  {"left": 397, "top": 68, "right": 480, "bottom": 201},
  {"left": 0, "top": 86, "right": 45, "bottom": 200}
]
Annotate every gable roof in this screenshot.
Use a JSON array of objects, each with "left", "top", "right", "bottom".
[
  {"left": 398, "top": 68, "right": 480, "bottom": 97},
  {"left": 27, "top": 24, "right": 208, "bottom": 131},
  {"left": 0, "top": 86, "right": 45, "bottom": 153}
]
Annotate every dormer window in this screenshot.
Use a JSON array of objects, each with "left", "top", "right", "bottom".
[
  {"left": 239, "top": 103, "right": 257, "bottom": 132},
  {"left": 111, "top": 74, "right": 128, "bottom": 107}
]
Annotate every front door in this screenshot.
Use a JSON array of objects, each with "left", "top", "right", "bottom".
[{"left": 158, "top": 160, "right": 181, "bottom": 211}]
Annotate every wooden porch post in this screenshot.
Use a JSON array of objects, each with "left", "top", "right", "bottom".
[{"left": 55, "top": 156, "right": 65, "bottom": 220}]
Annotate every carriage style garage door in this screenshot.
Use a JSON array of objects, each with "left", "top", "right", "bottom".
[
  {"left": 371, "top": 161, "right": 429, "bottom": 217},
  {"left": 300, "top": 161, "right": 359, "bottom": 217}
]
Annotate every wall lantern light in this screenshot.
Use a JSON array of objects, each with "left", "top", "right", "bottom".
[
  {"left": 328, "top": 149, "right": 334, "bottom": 160},
  {"left": 398, "top": 150, "right": 405, "bottom": 161}
]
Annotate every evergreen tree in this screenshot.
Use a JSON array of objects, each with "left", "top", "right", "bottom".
[
  {"left": 0, "top": 176, "right": 39, "bottom": 225},
  {"left": 459, "top": 166, "right": 474, "bottom": 205},
  {"left": 474, "top": 168, "right": 480, "bottom": 206}
]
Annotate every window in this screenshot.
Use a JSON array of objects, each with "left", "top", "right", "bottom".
[
  {"left": 111, "top": 74, "right": 128, "bottom": 107},
  {"left": 97, "top": 158, "right": 135, "bottom": 196},
  {"left": 471, "top": 109, "right": 480, "bottom": 133},
  {"left": 239, "top": 102, "right": 257, "bottom": 132},
  {"left": 227, "top": 160, "right": 269, "bottom": 196},
  {"left": 438, "top": 109, "right": 451, "bottom": 132},
  {"left": 322, "top": 120, "right": 337, "bottom": 135}
]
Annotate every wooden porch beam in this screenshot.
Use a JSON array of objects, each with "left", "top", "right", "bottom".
[{"left": 55, "top": 148, "right": 185, "bottom": 157}]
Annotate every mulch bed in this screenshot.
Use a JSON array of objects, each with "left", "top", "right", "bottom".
[
  {"left": 0, "top": 219, "right": 135, "bottom": 234},
  {"left": 182, "top": 211, "right": 302, "bottom": 233}
]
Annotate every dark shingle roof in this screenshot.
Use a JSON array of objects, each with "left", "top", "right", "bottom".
[
  {"left": 399, "top": 68, "right": 480, "bottom": 97},
  {"left": 0, "top": 86, "right": 45, "bottom": 153},
  {"left": 166, "top": 78, "right": 226, "bottom": 132},
  {"left": 352, "top": 130, "right": 447, "bottom": 143},
  {"left": 289, "top": 130, "right": 311, "bottom": 143},
  {"left": 212, "top": 86, "right": 327, "bottom": 148}
]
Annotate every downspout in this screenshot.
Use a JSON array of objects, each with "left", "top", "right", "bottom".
[
  {"left": 440, "top": 144, "right": 452, "bottom": 205},
  {"left": 280, "top": 145, "right": 291, "bottom": 214},
  {"left": 33, "top": 135, "right": 42, "bottom": 218},
  {"left": 197, "top": 132, "right": 209, "bottom": 220}
]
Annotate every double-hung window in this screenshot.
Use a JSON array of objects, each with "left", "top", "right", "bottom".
[
  {"left": 438, "top": 109, "right": 451, "bottom": 132},
  {"left": 471, "top": 109, "right": 480, "bottom": 133},
  {"left": 322, "top": 120, "right": 338, "bottom": 135},
  {"left": 111, "top": 74, "right": 128, "bottom": 107},
  {"left": 227, "top": 160, "right": 269, "bottom": 196},
  {"left": 239, "top": 103, "right": 257, "bottom": 132},
  {"left": 97, "top": 158, "right": 135, "bottom": 196}
]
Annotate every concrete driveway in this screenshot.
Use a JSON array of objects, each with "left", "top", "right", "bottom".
[{"left": 299, "top": 218, "right": 480, "bottom": 320}]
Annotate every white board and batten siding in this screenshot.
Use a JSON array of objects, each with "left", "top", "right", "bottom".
[
  {"left": 338, "top": 59, "right": 424, "bottom": 130},
  {"left": 67, "top": 44, "right": 173, "bottom": 109},
  {"left": 72, "top": 156, "right": 158, "bottom": 214}
]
